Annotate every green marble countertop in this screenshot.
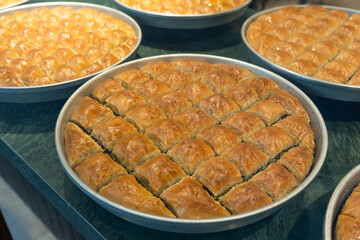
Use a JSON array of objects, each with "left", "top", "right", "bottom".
[{"left": 1, "top": 1, "right": 360, "bottom": 239}]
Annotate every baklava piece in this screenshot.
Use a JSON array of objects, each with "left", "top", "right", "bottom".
[
  {"left": 138, "top": 197, "right": 175, "bottom": 218},
  {"left": 75, "top": 152, "right": 127, "bottom": 191},
  {"left": 222, "top": 142, "right": 269, "bottom": 178},
  {"left": 224, "top": 83, "right": 259, "bottom": 111},
  {"left": 287, "top": 33, "right": 315, "bottom": 48},
  {"left": 193, "top": 157, "right": 243, "bottom": 197},
  {"left": 252, "top": 162, "right": 299, "bottom": 201},
  {"left": 65, "top": 122, "right": 102, "bottom": 168},
  {"left": 167, "top": 138, "right": 215, "bottom": 175},
  {"left": 340, "top": 191, "right": 360, "bottom": 219},
  {"left": 197, "top": 125, "right": 241, "bottom": 155},
  {"left": 145, "top": 119, "right": 190, "bottom": 152},
  {"left": 157, "top": 69, "right": 192, "bottom": 90},
  {"left": 335, "top": 49, "right": 360, "bottom": 67},
  {"left": 335, "top": 215, "right": 360, "bottom": 240},
  {"left": 125, "top": 104, "right": 165, "bottom": 132},
  {"left": 160, "top": 176, "right": 230, "bottom": 219},
  {"left": 310, "top": 41, "right": 339, "bottom": 60},
  {"left": 178, "top": 81, "right": 214, "bottom": 106},
  {"left": 348, "top": 69, "right": 360, "bottom": 85},
  {"left": 133, "top": 154, "right": 186, "bottom": 196},
  {"left": 172, "top": 59, "right": 213, "bottom": 81},
  {"left": 222, "top": 112, "right": 266, "bottom": 140},
  {"left": 134, "top": 80, "right": 171, "bottom": 101},
  {"left": 173, "top": 107, "right": 215, "bottom": 137},
  {"left": 92, "top": 79, "right": 124, "bottom": 103},
  {"left": 140, "top": 61, "right": 174, "bottom": 78},
  {"left": 200, "top": 69, "right": 236, "bottom": 93},
  {"left": 276, "top": 42, "right": 304, "bottom": 58},
  {"left": 244, "top": 76, "right": 279, "bottom": 99},
  {"left": 246, "top": 99, "right": 287, "bottom": 126},
  {"left": 112, "top": 133, "right": 160, "bottom": 171},
  {"left": 199, "top": 94, "right": 239, "bottom": 123},
  {"left": 297, "top": 51, "right": 328, "bottom": 68},
  {"left": 314, "top": 60, "right": 357, "bottom": 83},
  {"left": 263, "top": 49, "right": 292, "bottom": 67},
  {"left": 274, "top": 115, "right": 314, "bottom": 144},
  {"left": 152, "top": 91, "right": 192, "bottom": 117},
  {"left": 91, "top": 116, "right": 137, "bottom": 151},
  {"left": 70, "top": 96, "right": 114, "bottom": 133},
  {"left": 213, "top": 64, "right": 255, "bottom": 82},
  {"left": 278, "top": 145, "right": 313, "bottom": 182},
  {"left": 114, "top": 69, "right": 149, "bottom": 89},
  {"left": 105, "top": 90, "right": 146, "bottom": 116},
  {"left": 248, "top": 126, "right": 294, "bottom": 158},
  {"left": 219, "top": 181, "right": 273, "bottom": 214},
  {"left": 249, "top": 33, "right": 281, "bottom": 55}
]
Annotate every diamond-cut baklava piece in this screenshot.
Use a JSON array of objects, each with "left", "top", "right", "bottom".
[
  {"left": 252, "top": 162, "right": 298, "bottom": 201},
  {"left": 222, "top": 142, "right": 269, "bottom": 178},
  {"left": 160, "top": 176, "right": 230, "bottom": 219},
  {"left": 197, "top": 125, "right": 241, "bottom": 155},
  {"left": 65, "top": 122, "right": 103, "bottom": 168},
  {"left": 310, "top": 41, "right": 339, "bottom": 60},
  {"left": 224, "top": 83, "right": 259, "bottom": 111},
  {"left": 145, "top": 119, "right": 190, "bottom": 152},
  {"left": 276, "top": 42, "right": 304, "bottom": 58},
  {"left": 114, "top": 69, "right": 149, "bottom": 89},
  {"left": 335, "top": 49, "right": 360, "bottom": 67},
  {"left": 99, "top": 175, "right": 174, "bottom": 217},
  {"left": 200, "top": 69, "right": 236, "bottom": 93},
  {"left": 71, "top": 96, "right": 114, "bottom": 133},
  {"left": 213, "top": 64, "right": 255, "bottom": 82},
  {"left": 193, "top": 157, "right": 243, "bottom": 197},
  {"left": 112, "top": 133, "right": 160, "bottom": 171},
  {"left": 222, "top": 112, "right": 266, "bottom": 140},
  {"left": 244, "top": 77, "right": 279, "bottom": 99},
  {"left": 249, "top": 33, "right": 281, "bottom": 55},
  {"left": 134, "top": 154, "right": 186, "bottom": 196},
  {"left": 248, "top": 126, "right": 294, "bottom": 158},
  {"left": 348, "top": 69, "right": 360, "bottom": 85},
  {"left": 178, "top": 82, "right": 214, "bottom": 106},
  {"left": 134, "top": 80, "right": 171, "bottom": 101},
  {"left": 167, "top": 139, "right": 215, "bottom": 175},
  {"left": 278, "top": 145, "right": 314, "bottom": 182},
  {"left": 219, "top": 181, "right": 273, "bottom": 214},
  {"left": 314, "top": 60, "right": 357, "bottom": 83},
  {"left": 287, "top": 33, "right": 315, "bottom": 48},
  {"left": 199, "top": 94, "right": 239, "bottom": 123},
  {"left": 75, "top": 152, "right": 127, "bottom": 191},
  {"left": 173, "top": 107, "right": 215, "bottom": 136},
  {"left": 105, "top": 90, "right": 146, "bottom": 116},
  {"left": 340, "top": 191, "right": 360, "bottom": 219},
  {"left": 335, "top": 215, "right": 360, "bottom": 240},
  {"left": 274, "top": 115, "right": 314, "bottom": 144},
  {"left": 263, "top": 49, "right": 292, "bottom": 67},
  {"left": 152, "top": 91, "right": 192, "bottom": 117},
  {"left": 125, "top": 104, "right": 165, "bottom": 132},
  {"left": 297, "top": 50, "right": 328, "bottom": 68},
  {"left": 246, "top": 99, "right": 287, "bottom": 126},
  {"left": 140, "top": 61, "right": 174, "bottom": 78},
  {"left": 91, "top": 116, "right": 137, "bottom": 151},
  {"left": 172, "top": 59, "right": 213, "bottom": 81},
  {"left": 287, "top": 59, "right": 318, "bottom": 76},
  {"left": 92, "top": 79, "right": 124, "bottom": 103},
  {"left": 157, "top": 69, "right": 192, "bottom": 90}
]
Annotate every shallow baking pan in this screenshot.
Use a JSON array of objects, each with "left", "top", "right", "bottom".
[
  {"left": 0, "top": 2, "right": 141, "bottom": 103},
  {"left": 113, "top": 0, "right": 252, "bottom": 29},
  {"left": 324, "top": 164, "right": 360, "bottom": 240},
  {"left": 241, "top": 5, "right": 360, "bottom": 102},
  {"left": 55, "top": 53, "right": 328, "bottom": 233}
]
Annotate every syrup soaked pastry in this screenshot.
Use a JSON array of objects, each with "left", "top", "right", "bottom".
[
  {"left": 247, "top": 5, "right": 360, "bottom": 85},
  {"left": 65, "top": 58, "right": 315, "bottom": 218},
  {"left": 0, "top": 6, "right": 137, "bottom": 87}
]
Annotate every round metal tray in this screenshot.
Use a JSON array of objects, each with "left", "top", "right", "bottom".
[
  {"left": 324, "top": 164, "right": 360, "bottom": 240},
  {"left": 241, "top": 5, "right": 360, "bottom": 102},
  {"left": 113, "top": 0, "right": 252, "bottom": 29},
  {"left": 55, "top": 54, "right": 328, "bottom": 233},
  {"left": 0, "top": 2, "right": 141, "bottom": 103}
]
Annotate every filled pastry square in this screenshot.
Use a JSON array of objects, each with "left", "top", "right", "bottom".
[
  {"left": 340, "top": 191, "right": 360, "bottom": 219},
  {"left": 125, "top": 104, "right": 166, "bottom": 132},
  {"left": 243, "top": 77, "right": 279, "bottom": 99},
  {"left": 213, "top": 64, "right": 255, "bottom": 82},
  {"left": 200, "top": 69, "right": 236, "bottom": 93},
  {"left": 152, "top": 91, "right": 192, "bottom": 117},
  {"left": 193, "top": 157, "right": 243, "bottom": 196},
  {"left": 160, "top": 177, "right": 230, "bottom": 219},
  {"left": 224, "top": 83, "right": 259, "bottom": 111},
  {"left": 114, "top": 69, "right": 149, "bottom": 89},
  {"left": 134, "top": 80, "right": 171, "bottom": 101},
  {"left": 178, "top": 82, "right": 214, "bottom": 106},
  {"left": 335, "top": 215, "right": 360, "bottom": 240},
  {"left": 157, "top": 70, "right": 192, "bottom": 90},
  {"left": 167, "top": 138, "right": 215, "bottom": 175},
  {"left": 92, "top": 79, "right": 124, "bottom": 103},
  {"left": 141, "top": 61, "right": 174, "bottom": 78},
  {"left": 134, "top": 154, "right": 186, "bottom": 196},
  {"left": 274, "top": 115, "right": 314, "bottom": 144},
  {"left": 172, "top": 59, "right": 213, "bottom": 81},
  {"left": 105, "top": 90, "right": 146, "bottom": 116},
  {"left": 246, "top": 99, "right": 287, "bottom": 126}
]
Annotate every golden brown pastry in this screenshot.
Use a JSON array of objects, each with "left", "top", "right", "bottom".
[
  {"left": 244, "top": 77, "right": 279, "bottom": 99},
  {"left": 160, "top": 176, "right": 230, "bottom": 219},
  {"left": 114, "top": 69, "right": 149, "bottom": 89},
  {"left": 91, "top": 79, "right": 124, "bottom": 103},
  {"left": 213, "top": 64, "right": 255, "bottom": 82},
  {"left": 172, "top": 59, "right": 213, "bottom": 80},
  {"left": 274, "top": 115, "right": 314, "bottom": 144},
  {"left": 112, "top": 133, "right": 160, "bottom": 171},
  {"left": 197, "top": 125, "right": 241, "bottom": 155},
  {"left": 219, "top": 181, "right": 273, "bottom": 214},
  {"left": 105, "top": 90, "right": 146, "bottom": 116},
  {"left": 335, "top": 215, "right": 360, "bottom": 240},
  {"left": 65, "top": 122, "right": 103, "bottom": 168},
  {"left": 263, "top": 49, "right": 292, "bottom": 67},
  {"left": 252, "top": 162, "right": 298, "bottom": 200},
  {"left": 125, "top": 104, "right": 165, "bottom": 132},
  {"left": 167, "top": 138, "right": 215, "bottom": 175},
  {"left": 152, "top": 91, "right": 192, "bottom": 117},
  {"left": 224, "top": 83, "right": 259, "bottom": 111},
  {"left": 200, "top": 69, "right": 236, "bottom": 93},
  {"left": 134, "top": 80, "right": 171, "bottom": 101},
  {"left": 222, "top": 142, "right": 269, "bottom": 178},
  {"left": 193, "top": 157, "right": 243, "bottom": 196},
  {"left": 71, "top": 96, "right": 114, "bottom": 133},
  {"left": 340, "top": 190, "right": 360, "bottom": 219},
  {"left": 145, "top": 119, "right": 190, "bottom": 152},
  {"left": 91, "top": 116, "right": 137, "bottom": 151},
  {"left": 246, "top": 99, "right": 287, "bottom": 126},
  {"left": 141, "top": 61, "right": 174, "bottom": 78},
  {"left": 348, "top": 69, "right": 360, "bottom": 85},
  {"left": 137, "top": 197, "right": 175, "bottom": 218},
  {"left": 157, "top": 69, "right": 192, "bottom": 90},
  {"left": 134, "top": 154, "right": 185, "bottom": 195},
  {"left": 314, "top": 60, "right": 357, "bottom": 83},
  {"left": 178, "top": 81, "right": 214, "bottom": 106},
  {"left": 75, "top": 152, "right": 127, "bottom": 191}
]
